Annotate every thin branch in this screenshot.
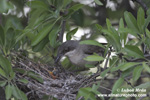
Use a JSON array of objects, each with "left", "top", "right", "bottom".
[
  {"left": 119, "top": 70, "right": 135, "bottom": 89},
  {"left": 124, "top": 54, "right": 150, "bottom": 62},
  {"left": 58, "top": 4, "right": 70, "bottom": 43},
  {"left": 124, "top": 78, "right": 134, "bottom": 88},
  {"left": 59, "top": 20, "right": 66, "bottom": 42}
]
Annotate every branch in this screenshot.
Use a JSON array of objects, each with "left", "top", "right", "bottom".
[
  {"left": 124, "top": 78, "right": 134, "bottom": 88},
  {"left": 124, "top": 54, "right": 150, "bottom": 62},
  {"left": 58, "top": 20, "right": 66, "bottom": 42},
  {"left": 58, "top": 5, "right": 70, "bottom": 43}
]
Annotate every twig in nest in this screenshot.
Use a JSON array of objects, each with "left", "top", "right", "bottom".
[{"left": 12, "top": 52, "right": 93, "bottom": 100}]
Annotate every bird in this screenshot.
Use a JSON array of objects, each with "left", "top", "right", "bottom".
[{"left": 55, "top": 40, "right": 105, "bottom": 68}]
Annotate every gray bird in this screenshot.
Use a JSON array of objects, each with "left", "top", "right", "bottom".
[{"left": 55, "top": 40, "right": 105, "bottom": 67}]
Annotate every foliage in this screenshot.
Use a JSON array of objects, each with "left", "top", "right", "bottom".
[
  {"left": 77, "top": 82, "right": 104, "bottom": 100},
  {"left": 0, "top": 0, "right": 150, "bottom": 100},
  {"left": 77, "top": 7, "right": 150, "bottom": 100},
  {"left": 0, "top": 55, "right": 28, "bottom": 100}
]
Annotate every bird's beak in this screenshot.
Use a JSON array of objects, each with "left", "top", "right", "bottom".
[{"left": 55, "top": 54, "right": 63, "bottom": 63}]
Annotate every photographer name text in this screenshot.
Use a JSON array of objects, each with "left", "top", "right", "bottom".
[{"left": 119, "top": 88, "right": 146, "bottom": 92}]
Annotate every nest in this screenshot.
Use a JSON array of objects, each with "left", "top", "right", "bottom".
[{"left": 11, "top": 52, "right": 97, "bottom": 100}]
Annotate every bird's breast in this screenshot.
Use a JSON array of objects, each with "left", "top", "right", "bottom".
[{"left": 65, "top": 50, "right": 98, "bottom": 67}]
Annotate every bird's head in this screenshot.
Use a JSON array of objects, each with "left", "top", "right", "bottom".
[{"left": 55, "top": 40, "right": 79, "bottom": 63}]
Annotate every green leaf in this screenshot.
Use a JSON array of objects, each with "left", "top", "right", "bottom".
[
  {"left": 63, "top": 0, "right": 72, "bottom": 7},
  {"left": 135, "top": 82, "right": 150, "bottom": 88},
  {"left": 25, "top": 29, "right": 35, "bottom": 40},
  {"left": 120, "top": 62, "right": 139, "bottom": 71},
  {"left": 144, "top": 15, "right": 150, "bottom": 29},
  {"left": 32, "top": 36, "right": 49, "bottom": 52},
  {"left": 18, "top": 79, "right": 29, "bottom": 84},
  {"left": 87, "top": 93, "right": 97, "bottom": 100},
  {"left": 0, "top": 55, "right": 12, "bottom": 76},
  {"left": 72, "top": 10, "right": 84, "bottom": 26},
  {"left": 77, "top": 87, "right": 96, "bottom": 100},
  {"left": 95, "top": 24, "right": 103, "bottom": 32},
  {"left": 119, "top": 18, "right": 125, "bottom": 38},
  {"left": 12, "top": 85, "right": 21, "bottom": 99},
  {"left": 0, "top": 67, "right": 6, "bottom": 77},
  {"left": 12, "top": 85, "right": 27, "bottom": 100},
  {"left": 66, "top": 28, "right": 78, "bottom": 40},
  {"left": 124, "top": 45, "right": 144, "bottom": 58},
  {"left": 137, "top": 7, "right": 145, "bottom": 34},
  {"left": 133, "top": 65, "right": 143, "bottom": 81},
  {"left": 143, "top": 62, "right": 150, "bottom": 73},
  {"left": 20, "top": 91, "right": 28, "bottom": 100},
  {"left": 5, "top": 28, "right": 16, "bottom": 52},
  {"left": 110, "top": 27, "right": 121, "bottom": 49},
  {"left": 13, "top": 68, "right": 26, "bottom": 74},
  {"left": 0, "top": 81, "right": 7, "bottom": 87},
  {"left": 119, "top": 18, "right": 124, "bottom": 29},
  {"left": 0, "top": 25, "right": 5, "bottom": 45},
  {"left": 16, "top": 29, "right": 32, "bottom": 43},
  {"left": 124, "top": 11, "right": 139, "bottom": 33},
  {"left": 100, "top": 68, "right": 109, "bottom": 77},
  {"left": 119, "top": 18, "right": 128, "bottom": 45},
  {"left": 49, "top": 27, "right": 59, "bottom": 48},
  {"left": 92, "top": 83, "right": 105, "bottom": 100},
  {"left": 64, "top": 4, "right": 84, "bottom": 19},
  {"left": 77, "top": 87, "right": 91, "bottom": 99},
  {"left": 70, "top": 4, "right": 84, "bottom": 11},
  {"left": 85, "top": 64, "right": 96, "bottom": 68},
  {"left": 27, "top": 1, "right": 48, "bottom": 10},
  {"left": 31, "top": 22, "right": 55, "bottom": 46},
  {"left": 0, "top": 0, "right": 13, "bottom": 13},
  {"left": 84, "top": 55, "right": 104, "bottom": 62},
  {"left": 111, "top": 62, "right": 139, "bottom": 72},
  {"left": 10, "top": 71, "right": 15, "bottom": 80},
  {"left": 80, "top": 40, "right": 105, "bottom": 48},
  {"left": 5, "top": 84, "right": 12, "bottom": 100},
  {"left": 112, "top": 77, "right": 124, "bottom": 93},
  {"left": 94, "top": 0, "right": 103, "bottom": 6},
  {"left": 146, "top": 9, "right": 150, "bottom": 15},
  {"left": 27, "top": 72, "right": 43, "bottom": 83},
  {"left": 147, "top": 8, "right": 150, "bottom": 15},
  {"left": 106, "top": 18, "right": 112, "bottom": 31},
  {"left": 28, "top": 9, "right": 48, "bottom": 28},
  {"left": 121, "top": 68, "right": 133, "bottom": 78},
  {"left": 102, "top": 28, "right": 121, "bottom": 51},
  {"left": 118, "top": 28, "right": 137, "bottom": 37},
  {"left": 146, "top": 29, "right": 150, "bottom": 39},
  {"left": 92, "top": 83, "right": 100, "bottom": 92}
]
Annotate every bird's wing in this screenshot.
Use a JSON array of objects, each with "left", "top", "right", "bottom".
[{"left": 81, "top": 45, "right": 105, "bottom": 56}]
